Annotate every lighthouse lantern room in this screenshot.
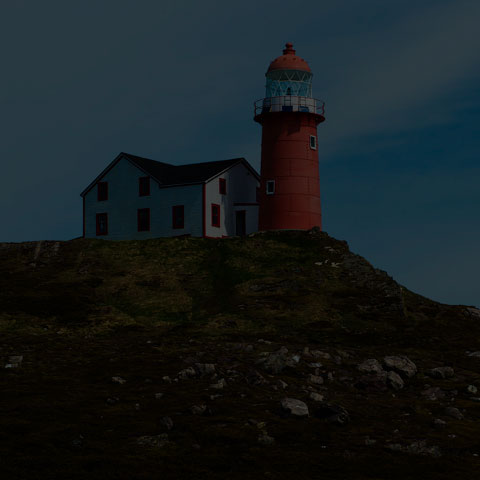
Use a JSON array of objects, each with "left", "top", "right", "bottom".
[{"left": 254, "top": 42, "right": 325, "bottom": 231}]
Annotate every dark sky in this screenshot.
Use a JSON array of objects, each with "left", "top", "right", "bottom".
[{"left": 1, "top": 0, "right": 479, "bottom": 307}]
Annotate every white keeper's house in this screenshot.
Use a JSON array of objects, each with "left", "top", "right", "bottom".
[{"left": 80, "top": 152, "right": 260, "bottom": 240}]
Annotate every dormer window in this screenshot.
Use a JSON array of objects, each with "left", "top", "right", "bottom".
[
  {"left": 139, "top": 177, "right": 150, "bottom": 196},
  {"left": 97, "top": 182, "right": 108, "bottom": 201},
  {"left": 219, "top": 178, "right": 226, "bottom": 195}
]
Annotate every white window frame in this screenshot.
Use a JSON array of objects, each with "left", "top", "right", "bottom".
[
  {"left": 266, "top": 180, "right": 275, "bottom": 195},
  {"left": 310, "top": 135, "right": 317, "bottom": 150}
]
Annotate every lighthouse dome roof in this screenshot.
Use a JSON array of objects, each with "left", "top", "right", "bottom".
[{"left": 267, "top": 43, "right": 311, "bottom": 73}]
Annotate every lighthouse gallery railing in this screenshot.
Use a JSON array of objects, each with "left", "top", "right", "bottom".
[{"left": 254, "top": 96, "right": 325, "bottom": 116}]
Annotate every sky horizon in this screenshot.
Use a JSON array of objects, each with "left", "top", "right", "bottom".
[{"left": 1, "top": 0, "right": 479, "bottom": 308}]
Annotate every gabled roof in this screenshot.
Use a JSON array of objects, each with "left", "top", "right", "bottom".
[{"left": 80, "top": 152, "right": 259, "bottom": 197}]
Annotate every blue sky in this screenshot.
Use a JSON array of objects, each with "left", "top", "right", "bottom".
[{"left": 1, "top": 0, "right": 478, "bottom": 307}]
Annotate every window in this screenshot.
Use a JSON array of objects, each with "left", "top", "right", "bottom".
[
  {"left": 310, "top": 135, "right": 317, "bottom": 150},
  {"left": 96, "top": 213, "right": 108, "bottom": 236},
  {"left": 172, "top": 205, "right": 184, "bottom": 229},
  {"left": 139, "top": 177, "right": 150, "bottom": 196},
  {"left": 219, "top": 178, "right": 226, "bottom": 195},
  {"left": 211, "top": 204, "right": 220, "bottom": 227},
  {"left": 97, "top": 182, "right": 108, "bottom": 201},
  {"left": 266, "top": 180, "right": 275, "bottom": 195},
  {"left": 137, "top": 208, "right": 150, "bottom": 232}
]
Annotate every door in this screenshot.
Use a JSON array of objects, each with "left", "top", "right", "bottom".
[{"left": 235, "top": 210, "right": 246, "bottom": 236}]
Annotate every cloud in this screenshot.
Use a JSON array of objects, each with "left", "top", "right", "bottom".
[{"left": 311, "top": 1, "right": 480, "bottom": 155}]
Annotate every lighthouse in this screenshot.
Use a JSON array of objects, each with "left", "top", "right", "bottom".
[{"left": 254, "top": 43, "right": 325, "bottom": 231}]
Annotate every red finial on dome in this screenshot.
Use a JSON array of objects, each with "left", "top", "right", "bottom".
[
  {"left": 267, "top": 42, "right": 311, "bottom": 73},
  {"left": 283, "top": 42, "right": 295, "bottom": 55}
]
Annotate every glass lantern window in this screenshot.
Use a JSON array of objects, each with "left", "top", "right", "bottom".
[{"left": 265, "top": 69, "right": 313, "bottom": 97}]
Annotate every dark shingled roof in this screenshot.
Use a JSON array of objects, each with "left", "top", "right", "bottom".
[
  {"left": 123, "top": 153, "right": 255, "bottom": 186},
  {"left": 80, "top": 152, "right": 259, "bottom": 197}
]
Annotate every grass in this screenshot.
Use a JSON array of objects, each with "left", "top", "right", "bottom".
[{"left": 0, "top": 231, "right": 479, "bottom": 479}]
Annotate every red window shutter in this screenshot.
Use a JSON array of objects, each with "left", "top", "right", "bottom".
[
  {"left": 219, "top": 178, "right": 226, "bottom": 195},
  {"left": 211, "top": 204, "right": 220, "bottom": 227}
]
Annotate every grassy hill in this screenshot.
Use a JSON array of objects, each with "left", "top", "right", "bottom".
[{"left": 1, "top": 231, "right": 479, "bottom": 479}]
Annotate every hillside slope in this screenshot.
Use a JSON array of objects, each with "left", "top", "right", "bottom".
[{"left": 1, "top": 231, "right": 479, "bottom": 479}]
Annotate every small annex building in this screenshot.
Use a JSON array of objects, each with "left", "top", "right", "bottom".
[{"left": 80, "top": 152, "right": 260, "bottom": 240}]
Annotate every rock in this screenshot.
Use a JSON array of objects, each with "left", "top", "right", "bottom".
[
  {"left": 178, "top": 367, "right": 196, "bottom": 379},
  {"left": 383, "top": 355, "right": 417, "bottom": 378},
  {"left": 307, "top": 374, "right": 324, "bottom": 385},
  {"left": 364, "top": 436, "right": 377, "bottom": 446},
  {"left": 245, "top": 369, "right": 269, "bottom": 386},
  {"left": 260, "top": 351, "right": 288, "bottom": 374},
  {"left": 465, "top": 307, "right": 480, "bottom": 318},
  {"left": 444, "top": 407, "right": 464, "bottom": 420},
  {"left": 290, "top": 354, "right": 301, "bottom": 364},
  {"left": 309, "top": 392, "right": 324, "bottom": 402},
  {"left": 136, "top": 434, "right": 169, "bottom": 448},
  {"left": 308, "top": 362, "right": 323, "bottom": 368},
  {"left": 111, "top": 376, "right": 126, "bottom": 385},
  {"left": 154, "top": 393, "right": 164, "bottom": 400},
  {"left": 333, "top": 356, "right": 342, "bottom": 365},
  {"left": 106, "top": 397, "right": 119, "bottom": 405},
  {"left": 258, "top": 433, "right": 275, "bottom": 445},
  {"left": 421, "top": 386, "right": 446, "bottom": 401},
  {"left": 280, "top": 398, "right": 309, "bottom": 417},
  {"left": 314, "top": 403, "right": 350, "bottom": 425},
  {"left": 433, "top": 418, "right": 447, "bottom": 429},
  {"left": 190, "top": 404, "right": 207, "bottom": 415},
  {"left": 428, "top": 367, "right": 455, "bottom": 379},
  {"left": 7, "top": 355, "right": 23, "bottom": 368},
  {"left": 276, "top": 379, "right": 288, "bottom": 390},
  {"left": 311, "top": 350, "right": 331, "bottom": 360},
  {"left": 387, "top": 443, "right": 403, "bottom": 452},
  {"left": 468, "top": 351, "right": 480, "bottom": 358},
  {"left": 245, "top": 344, "right": 254, "bottom": 353},
  {"left": 194, "top": 363, "right": 216, "bottom": 376},
  {"left": 162, "top": 376, "right": 172, "bottom": 383},
  {"left": 159, "top": 416, "right": 174, "bottom": 430},
  {"left": 406, "top": 441, "right": 441, "bottom": 458},
  {"left": 210, "top": 378, "right": 227, "bottom": 389},
  {"left": 467, "top": 385, "right": 478, "bottom": 394},
  {"left": 469, "top": 397, "right": 480, "bottom": 402},
  {"left": 357, "top": 359, "right": 383, "bottom": 374},
  {"left": 71, "top": 435, "right": 84, "bottom": 448},
  {"left": 386, "top": 371, "right": 404, "bottom": 390}
]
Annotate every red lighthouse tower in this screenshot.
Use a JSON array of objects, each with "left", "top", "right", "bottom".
[{"left": 254, "top": 43, "right": 325, "bottom": 231}]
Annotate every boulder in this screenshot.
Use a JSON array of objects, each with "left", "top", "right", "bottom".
[
  {"left": 111, "top": 376, "right": 126, "bottom": 385},
  {"left": 194, "top": 363, "right": 216, "bottom": 376},
  {"left": 383, "top": 355, "right": 417, "bottom": 378},
  {"left": 307, "top": 374, "right": 324, "bottom": 385},
  {"left": 428, "top": 367, "right": 454, "bottom": 379},
  {"left": 467, "top": 385, "right": 478, "bottom": 394},
  {"left": 178, "top": 367, "right": 196, "bottom": 379},
  {"left": 444, "top": 407, "right": 464, "bottom": 420},
  {"left": 257, "top": 433, "right": 275, "bottom": 445},
  {"left": 421, "top": 386, "right": 446, "bottom": 401},
  {"left": 357, "top": 359, "right": 383, "bottom": 374},
  {"left": 280, "top": 398, "right": 309, "bottom": 417},
  {"left": 314, "top": 403, "right": 350, "bottom": 425},
  {"left": 386, "top": 371, "right": 404, "bottom": 390},
  {"left": 136, "top": 434, "right": 169, "bottom": 448}
]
